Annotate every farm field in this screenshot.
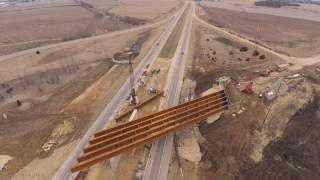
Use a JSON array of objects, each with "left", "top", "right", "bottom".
[
  {"left": 0, "top": 6, "right": 94, "bottom": 55},
  {"left": 109, "top": 0, "right": 182, "bottom": 20},
  {"left": 0, "top": 0, "right": 181, "bottom": 55},
  {"left": 200, "top": 0, "right": 320, "bottom": 22},
  {"left": 199, "top": 6, "right": 320, "bottom": 57}
]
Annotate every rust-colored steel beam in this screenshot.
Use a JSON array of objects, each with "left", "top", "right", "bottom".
[
  {"left": 70, "top": 90, "right": 228, "bottom": 172},
  {"left": 78, "top": 99, "right": 226, "bottom": 162},
  {"left": 84, "top": 96, "right": 226, "bottom": 154},
  {"left": 94, "top": 90, "right": 224, "bottom": 138},
  {"left": 89, "top": 93, "right": 225, "bottom": 146}
]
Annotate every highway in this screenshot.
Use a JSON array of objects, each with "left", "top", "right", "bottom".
[
  {"left": 143, "top": 3, "right": 194, "bottom": 180},
  {"left": 52, "top": 3, "right": 188, "bottom": 180}
]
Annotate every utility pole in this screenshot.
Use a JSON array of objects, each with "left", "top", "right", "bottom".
[
  {"left": 259, "top": 82, "right": 282, "bottom": 131},
  {"left": 128, "top": 52, "right": 137, "bottom": 105}
]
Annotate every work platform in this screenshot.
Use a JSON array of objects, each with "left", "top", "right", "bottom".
[{"left": 71, "top": 90, "right": 229, "bottom": 172}]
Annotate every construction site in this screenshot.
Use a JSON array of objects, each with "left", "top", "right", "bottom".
[{"left": 0, "top": 0, "right": 320, "bottom": 180}]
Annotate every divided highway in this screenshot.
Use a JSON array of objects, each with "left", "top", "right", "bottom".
[
  {"left": 143, "top": 3, "right": 195, "bottom": 180},
  {"left": 53, "top": 3, "right": 188, "bottom": 180}
]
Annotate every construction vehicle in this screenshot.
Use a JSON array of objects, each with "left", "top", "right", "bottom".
[
  {"left": 128, "top": 52, "right": 137, "bottom": 105},
  {"left": 148, "top": 84, "right": 157, "bottom": 94},
  {"left": 128, "top": 93, "right": 139, "bottom": 105},
  {"left": 277, "top": 63, "right": 291, "bottom": 72}
]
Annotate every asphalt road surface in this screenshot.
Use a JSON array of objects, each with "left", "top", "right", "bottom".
[{"left": 143, "top": 3, "right": 194, "bottom": 180}]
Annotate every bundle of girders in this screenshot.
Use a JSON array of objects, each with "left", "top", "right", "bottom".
[{"left": 71, "top": 90, "right": 229, "bottom": 172}]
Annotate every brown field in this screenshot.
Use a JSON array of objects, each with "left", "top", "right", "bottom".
[
  {"left": 192, "top": 21, "right": 284, "bottom": 82},
  {"left": 200, "top": 0, "right": 320, "bottom": 22},
  {"left": 200, "top": 6, "right": 320, "bottom": 58},
  {"left": 86, "top": 0, "right": 119, "bottom": 10},
  {"left": 0, "top": 4, "right": 133, "bottom": 56},
  {"left": 0, "top": 0, "right": 170, "bottom": 56},
  {"left": 0, "top": 6, "right": 93, "bottom": 43},
  {"left": 109, "top": 0, "right": 182, "bottom": 20},
  {"left": 194, "top": 26, "right": 283, "bottom": 74},
  {"left": 0, "top": 0, "right": 181, "bottom": 56}
]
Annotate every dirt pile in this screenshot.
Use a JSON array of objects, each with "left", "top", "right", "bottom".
[
  {"left": 250, "top": 82, "right": 314, "bottom": 162},
  {"left": 177, "top": 127, "right": 203, "bottom": 163}
]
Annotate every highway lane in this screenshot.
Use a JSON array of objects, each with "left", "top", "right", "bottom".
[
  {"left": 143, "top": 3, "right": 194, "bottom": 180},
  {"left": 52, "top": 3, "right": 188, "bottom": 180}
]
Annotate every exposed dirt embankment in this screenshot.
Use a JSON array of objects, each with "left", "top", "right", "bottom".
[
  {"left": 196, "top": 76, "right": 319, "bottom": 180},
  {"left": 240, "top": 95, "right": 320, "bottom": 180},
  {"left": 198, "top": 83, "right": 265, "bottom": 180}
]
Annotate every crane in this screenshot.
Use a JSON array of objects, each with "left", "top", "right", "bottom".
[{"left": 128, "top": 52, "right": 137, "bottom": 105}]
